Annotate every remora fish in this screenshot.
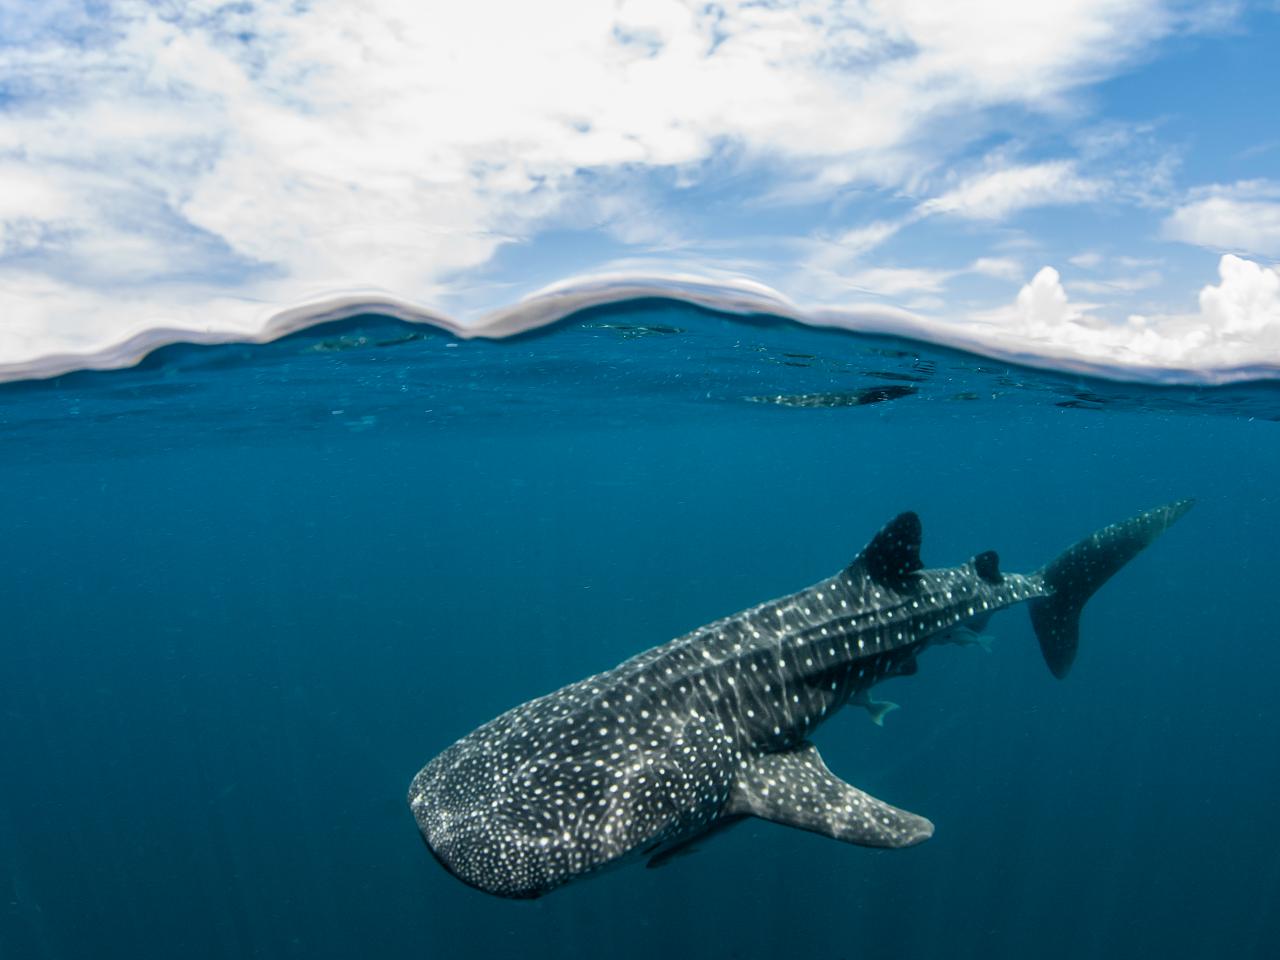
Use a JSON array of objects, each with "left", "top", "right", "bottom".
[{"left": 409, "top": 500, "right": 1192, "bottom": 898}]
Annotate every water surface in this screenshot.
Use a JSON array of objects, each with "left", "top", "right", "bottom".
[{"left": 2, "top": 303, "right": 1277, "bottom": 959}]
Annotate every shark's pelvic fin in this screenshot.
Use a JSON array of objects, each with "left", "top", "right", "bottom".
[
  {"left": 853, "top": 689, "right": 900, "bottom": 725},
  {"left": 942, "top": 625, "right": 995, "bottom": 653},
  {"left": 1030, "top": 498, "right": 1194, "bottom": 679},
  {"left": 854, "top": 511, "right": 924, "bottom": 588},
  {"left": 728, "top": 744, "right": 933, "bottom": 848}
]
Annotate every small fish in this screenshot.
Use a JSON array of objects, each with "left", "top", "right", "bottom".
[{"left": 852, "top": 689, "right": 900, "bottom": 725}]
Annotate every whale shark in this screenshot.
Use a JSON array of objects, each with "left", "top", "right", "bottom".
[{"left": 409, "top": 500, "right": 1192, "bottom": 899}]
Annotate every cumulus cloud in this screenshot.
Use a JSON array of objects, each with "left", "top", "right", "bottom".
[
  {"left": 1196, "top": 253, "right": 1280, "bottom": 338},
  {"left": 1162, "top": 180, "right": 1280, "bottom": 257},
  {"left": 970, "top": 254, "right": 1280, "bottom": 374},
  {"left": 987, "top": 266, "right": 1096, "bottom": 333}
]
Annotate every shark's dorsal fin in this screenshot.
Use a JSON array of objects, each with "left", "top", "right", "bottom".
[
  {"left": 855, "top": 511, "right": 923, "bottom": 587},
  {"left": 727, "top": 744, "right": 933, "bottom": 849},
  {"left": 973, "top": 550, "right": 1002, "bottom": 583}
]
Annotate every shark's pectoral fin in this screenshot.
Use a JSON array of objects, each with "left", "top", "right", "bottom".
[{"left": 727, "top": 744, "right": 933, "bottom": 849}]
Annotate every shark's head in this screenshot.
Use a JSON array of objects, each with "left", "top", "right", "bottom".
[
  {"left": 409, "top": 749, "right": 571, "bottom": 899},
  {"left": 407, "top": 709, "right": 676, "bottom": 899}
]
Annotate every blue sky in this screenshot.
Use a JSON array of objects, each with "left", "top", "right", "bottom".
[{"left": 1, "top": 0, "right": 1278, "bottom": 380}]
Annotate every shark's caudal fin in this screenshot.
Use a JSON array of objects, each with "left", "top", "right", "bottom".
[{"left": 1030, "top": 499, "right": 1194, "bottom": 679}]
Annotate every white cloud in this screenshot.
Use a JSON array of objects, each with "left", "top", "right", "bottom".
[
  {"left": 801, "top": 220, "right": 907, "bottom": 278},
  {"left": 917, "top": 161, "right": 1104, "bottom": 220},
  {"left": 832, "top": 221, "right": 906, "bottom": 259},
  {"left": 1162, "top": 180, "right": 1280, "bottom": 257},
  {"left": 878, "top": 1, "right": 1175, "bottom": 102},
  {"left": 799, "top": 253, "right": 1027, "bottom": 299},
  {"left": 1070, "top": 270, "right": 1163, "bottom": 295},
  {"left": 969, "top": 256, "right": 1025, "bottom": 281},
  {"left": 801, "top": 153, "right": 1115, "bottom": 280},
  {"left": 844, "top": 266, "right": 955, "bottom": 296},
  {"left": 0, "top": 0, "right": 1252, "bottom": 375}
]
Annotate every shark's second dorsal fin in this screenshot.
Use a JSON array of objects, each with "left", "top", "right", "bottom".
[
  {"left": 727, "top": 744, "right": 933, "bottom": 849},
  {"left": 854, "top": 511, "right": 923, "bottom": 587},
  {"left": 973, "top": 550, "right": 1002, "bottom": 583}
]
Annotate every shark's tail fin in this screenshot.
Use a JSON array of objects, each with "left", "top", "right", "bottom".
[{"left": 1029, "top": 499, "right": 1194, "bottom": 679}]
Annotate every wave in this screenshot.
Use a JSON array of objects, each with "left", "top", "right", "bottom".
[{"left": 1, "top": 273, "right": 1278, "bottom": 387}]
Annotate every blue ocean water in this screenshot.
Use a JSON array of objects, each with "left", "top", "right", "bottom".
[{"left": 1, "top": 302, "right": 1278, "bottom": 959}]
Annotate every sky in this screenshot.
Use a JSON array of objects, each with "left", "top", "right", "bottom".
[{"left": 0, "top": 0, "right": 1278, "bottom": 381}]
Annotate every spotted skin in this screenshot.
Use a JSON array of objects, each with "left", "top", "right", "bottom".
[{"left": 409, "top": 500, "right": 1192, "bottom": 899}]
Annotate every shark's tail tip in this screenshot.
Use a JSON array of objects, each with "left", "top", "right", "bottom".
[{"left": 1030, "top": 499, "right": 1193, "bottom": 680}]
